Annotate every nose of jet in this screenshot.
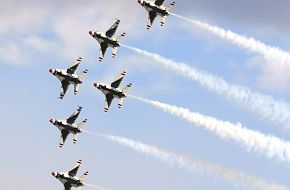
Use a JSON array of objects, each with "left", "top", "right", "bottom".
[
  {"left": 89, "top": 31, "right": 93, "bottom": 36},
  {"left": 51, "top": 171, "right": 57, "bottom": 177},
  {"left": 93, "top": 83, "right": 98, "bottom": 88},
  {"left": 138, "top": 0, "right": 142, "bottom": 4},
  {"left": 49, "top": 119, "right": 54, "bottom": 124},
  {"left": 49, "top": 68, "right": 53, "bottom": 73}
]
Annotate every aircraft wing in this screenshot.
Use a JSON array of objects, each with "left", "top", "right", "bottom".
[
  {"left": 60, "top": 80, "right": 70, "bottom": 99},
  {"left": 104, "top": 94, "right": 114, "bottom": 112},
  {"left": 154, "top": 0, "right": 166, "bottom": 6},
  {"left": 111, "top": 71, "right": 126, "bottom": 88},
  {"left": 68, "top": 160, "right": 82, "bottom": 177},
  {"left": 60, "top": 130, "right": 70, "bottom": 148},
  {"left": 147, "top": 11, "right": 157, "bottom": 29},
  {"left": 67, "top": 57, "right": 82, "bottom": 74},
  {"left": 64, "top": 182, "right": 72, "bottom": 190},
  {"left": 105, "top": 19, "right": 120, "bottom": 38},
  {"left": 67, "top": 106, "right": 82, "bottom": 124},
  {"left": 99, "top": 42, "right": 108, "bottom": 61}
]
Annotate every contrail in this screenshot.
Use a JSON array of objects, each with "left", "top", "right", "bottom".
[
  {"left": 82, "top": 130, "right": 288, "bottom": 190},
  {"left": 170, "top": 13, "right": 290, "bottom": 67},
  {"left": 128, "top": 95, "right": 290, "bottom": 163},
  {"left": 121, "top": 44, "right": 290, "bottom": 128}
]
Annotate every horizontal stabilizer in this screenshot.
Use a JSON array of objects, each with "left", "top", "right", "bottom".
[
  {"left": 123, "top": 83, "right": 132, "bottom": 94},
  {"left": 116, "top": 32, "right": 126, "bottom": 43},
  {"left": 118, "top": 98, "right": 124, "bottom": 109},
  {"left": 73, "top": 134, "right": 79, "bottom": 144},
  {"left": 78, "top": 119, "right": 88, "bottom": 129},
  {"left": 160, "top": 16, "right": 166, "bottom": 26},
  {"left": 79, "top": 69, "right": 88, "bottom": 81},
  {"left": 80, "top": 171, "right": 89, "bottom": 182},
  {"left": 112, "top": 48, "right": 118, "bottom": 58},
  {"left": 165, "top": 1, "right": 176, "bottom": 11}
]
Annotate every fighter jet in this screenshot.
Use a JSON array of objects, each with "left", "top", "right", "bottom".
[
  {"left": 89, "top": 19, "right": 126, "bottom": 62},
  {"left": 52, "top": 159, "right": 89, "bottom": 190},
  {"left": 49, "top": 57, "right": 88, "bottom": 99},
  {"left": 138, "top": 0, "right": 176, "bottom": 29},
  {"left": 49, "top": 106, "right": 87, "bottom": 148},
  {"left": 93, "top": 71, "right": 132, "bottom": 112}
]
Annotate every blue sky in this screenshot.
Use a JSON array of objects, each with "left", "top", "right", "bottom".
[{"left": 1, "top": 0, "right": 290, "bottom": 189}]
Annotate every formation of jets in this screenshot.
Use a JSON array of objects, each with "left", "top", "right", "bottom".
[{"left": 49, "top": 1, "right": 176, "bottom": 189}]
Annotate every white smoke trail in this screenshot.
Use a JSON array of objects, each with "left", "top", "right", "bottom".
[
  {"left": 82, "top": 130, "right": 288, "bottom": 190},
  {"left": 170, "top": 13, "right": 290, "bottom": 67},
  {"left": 84, "top": 183, "right": 109, "bottom": 190},
  {"left": 121, "top": 44, "right": 290, "bottom": 128},
  {"left": 128, "top": 95, "right": 290, "bottom": 163}
]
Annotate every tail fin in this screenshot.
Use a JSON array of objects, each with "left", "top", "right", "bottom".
[
  {"left": 116, "top": 32, "right": 126, "bottom": 43},
  {"left": 165, "top": 1, "right": 176, "bottom": 11},
  {"left": 122, "top": 83, "right": 132, "bottom": 94},
  {"left": 78, "top": 119, "right": 88, "bottom": 129},
  {"left": 80, "top": 171, "right": 89, "bottom": 182},
  {"left": 79, "top": 69, "right": 88, "bottom": 81}
]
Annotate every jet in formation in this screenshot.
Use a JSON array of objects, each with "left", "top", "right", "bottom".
[
  {"left": 52, "top": 159, "right": 89, "bottom": 190},
  {"left": 89, "top": 19, "right": 126, "bottom": 62},
  {"left": 138, "top": 0, "right": 176, "bottom": 29},
  {"left": 49, "top": 57, "right": 88, "bottom": 99},
  {"left": 50, "top": 106, "right": 87, "bottom": 148},
  {"left": 93, "top": 71, "right": 132, "bottom": 112}
]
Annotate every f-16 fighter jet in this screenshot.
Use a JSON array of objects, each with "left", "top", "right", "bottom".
[
  {"left": 138, "top": 0, "right": 176, "bottom": 29},
  {"left": 50, "top": 106, "right": 87, "bottom": 148},
  {"left": 52, "top": 159, "right": 89, "bottom": 190},
  {"left": 49, "top": 57, "right": 88, "bottom": 99},
  {"left": 89, "top": 19, "right": 126, "bottom": 62},
  {"left": 93, "top": 71, "right": 132, "bottom": 112}
]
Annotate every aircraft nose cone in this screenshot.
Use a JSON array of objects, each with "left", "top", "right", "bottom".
[
  {"left": 49, "top": 68, "right": 53, "bottom": 73},
  {"left": 89, "top": 31, "right": 93, "bottom": 35},
  {"left": 49, "top": 119, "right": 54, "bottom": 123},
  {"left": 93, "top": 83, "right": 98, "bottom": 87},
  {"left": 138, "top": 0, "right": 142, "bottom": 4},
  {"left": 51, "top": 171, "right": 57, "bottom": 177}
]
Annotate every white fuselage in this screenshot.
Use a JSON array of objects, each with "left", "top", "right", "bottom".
[
  {"left": 56, "top": 172, "right": 84, "bottom": 188},
  {"left": 52, "top": 119, "right": 81, "bottom": 135},
  {"left": 53, "top": 69, "right": 82, "bottom": 85},
  {"left": 97, "top": 83, "right": 126, "bottom": 99},
  {"left": 93, "top": 32, "right": 119, "bottom": 48},
  {"left": 141, "top": 1, "right": 169, "bottom": 16}
]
